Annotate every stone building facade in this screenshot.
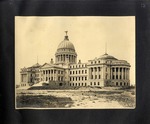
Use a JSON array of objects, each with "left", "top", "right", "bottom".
[{"left": 20, "top": 32, "right": 130, "bottom": 87}]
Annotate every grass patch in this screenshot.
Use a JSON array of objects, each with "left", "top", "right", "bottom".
[{"left": 16, "top": 95, "right": 73, "bottom": 108}]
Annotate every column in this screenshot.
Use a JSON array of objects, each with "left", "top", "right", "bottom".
[
  {"left": 69, "top": 55, "right": 70, "bottom": 62},
  {"left": 94, "top": 67, "right": 96, "bottom": 79},
  {"left": 114, "top": 67, "right": 116, "bottom": 79},
  {"left": 53, "top": 69, "right": 54, "bottom": 81},
  {"left": 125, "top": 68, "right": 126, "bottom": 80},
  {"left": 121, "top": 67, "right": 124, "bottom": 79},
  {"left": 111, "top": 68, "right": 112, "bottom": 79},
  {"left": 89, "top": 68, "right": 91, "bottom": 79},
  {"left": 128, "top": 68, "right": 130, "bottom": 80},
  {"left": 127, "top": 68, "right": 128, "bottom": 80},
  {"left": 118, "top": 67, "right": 120, "bottom": 79}
]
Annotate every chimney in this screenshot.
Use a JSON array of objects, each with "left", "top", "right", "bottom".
[
  {"left": 50, "top": 58, "right": 54, "bottom": 64},
  {"left": 78, "top": 60, "right": 81, "bottom": 64}
]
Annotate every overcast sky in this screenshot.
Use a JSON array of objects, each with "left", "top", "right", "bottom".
[{"left": 15, "top": 16, "right": 135, "bottom": 85}]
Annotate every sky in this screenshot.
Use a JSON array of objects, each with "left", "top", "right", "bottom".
[{"left": 15, "top": 16, "right": 135, "bottom": 85}]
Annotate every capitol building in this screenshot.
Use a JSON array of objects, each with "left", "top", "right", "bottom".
[{"left": 20, "top": 32, "right": 131, "bottom": 87}]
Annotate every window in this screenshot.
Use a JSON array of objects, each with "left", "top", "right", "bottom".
[
  {"left": 106, "top": 68, "right": 107, "bottom": 72},
  {"left": 73, "top": 77, "right": 74, "bottom": 81},
  {"left": 82, "top": 77, "right": 84, "bottom": 80},
  {"left": 91, "top": 62, "right": 93, "bottom": 64},
  {"left": 99, "top": 75, "right": 101, "bottom": 79},
  {"left": 124, "top": 82, "right": 126, "bottom": 86},
  {"left": 120, "top": 82, "right": 122, "bottom": 86},
  {"left": 70, "top": 77, "right": 71, "bottom": 81},
  {"left": 94, "top": 82, "right": 96, "bottom": 85},
  {"left": 79, "top": 83, "right": 80, "bottom": 86},
  {"left": 82, "top": 70, "right": 84, "bottom": 74},
  {"left": 76, "top": 71, "right": 77, "bottom": 74},
  {"left": 91, "top": 75, "right": 93, "bottom": 79},
  {"left": 73, "top": 71, "right": 74, "bottom": 74},
  {"left": 85, "top": 83, "right": 87, "bottom": 86},
  {"left": 95, "top": 75, "right": 97, "bottom": 79},
  {"left": 82, "top": 83, "right": 83, "bottom": 86},
  {"left": 113, "top": 75, "right": 115, "bottom": 79},
  {"left": 85, "top": 77, "right": 87, "bottom": 80},
  {"left": 70, "top": 71, "right": 72, "bottom": 74},
  {"left": 79, "top": 77, "right": 80, "bottom": 81},
  {"left": 98, "top": 61, "right": 100, "bottom": 63},
  {"left": 95, "top": 61, "right": 96, "bottom": 64},
  {"left": 116, "top": 75, "right": 118, "bottom": 79},
  {"left": 90, "top": 82, "right": 92, "bottom": 85},
  {"left": 116, "top": 82, "right": 118, "bottom": 86},
  {"left": 98, "top": 82, "right": 100, "bottom": 85},
  {"left": 85, "top": 70, "right": 87, "bottom": 73},
  {"left": 79, "top": 70, "right": 80, "bottom": 74},
  {"left": 76, "top": 77, "right": 77, "bottom": 81}
]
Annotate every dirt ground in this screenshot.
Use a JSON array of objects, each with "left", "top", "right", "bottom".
[{"left": 16, "top": 87, "right": 135, "bottom": 109}]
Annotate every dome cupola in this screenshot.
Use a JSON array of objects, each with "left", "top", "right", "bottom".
[{"left": 55, "top": 31, "right": 77, "bottom": 65}]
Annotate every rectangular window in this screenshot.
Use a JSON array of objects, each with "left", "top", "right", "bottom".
[
  {"left": 116, "top": 75, "right": 118, "bottom": 79},
  {"left": 113, "top": 75, "right": 115, "bottom": 79},
  {"left": 82, "top": 77, "right": 84, "bottom": 80},
  {"left": 82, "top": 70, "right": 84, "bottom": 74},
  {"left": 99, "top": 75, "right": 101, "bottom": 79},
  {"left": 79, "top": 70, "right": 80, "bottom": 74},
  {"left": 90, "top": 82, "right": 92, "bottom": 85},
  {"left": 95, "top": 75, "right": 97, "bottom": 79},
  {"left": 85, "top": 77, "right": 87, "bottom": 80},
  {"left": 70, "top": 71, "right": 72, "bottom": 74},
  {"left": 91, "top": 75, "right": 93, "bottom": 79},
  {"left": 85, "top": 70, "right": 87, "bottom": 73}
]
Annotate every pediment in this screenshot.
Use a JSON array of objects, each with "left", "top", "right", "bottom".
[{"left": 40, "top": 63, "right": 54, "bottom": 69}]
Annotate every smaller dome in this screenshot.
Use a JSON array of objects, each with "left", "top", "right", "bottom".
[
  {"left": 99, "top": 53, "right": 117, "bottom": 60},
  {"left": 32, "top": 63, "right": 41, "bottom": 68}
]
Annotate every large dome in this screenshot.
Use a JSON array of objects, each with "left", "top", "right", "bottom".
[
  {"left": 99, "top": 53, "right": 117, "bottom": 60},
  {"left": 57, "top": 38, "right": 75, "bottom": 50},
  {"left": 55, "top": 31, "right": 77, "bottom": 64}
]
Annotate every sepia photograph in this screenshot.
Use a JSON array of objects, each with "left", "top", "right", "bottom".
[{"left": 15, "top": 16, "right": 135, "bottom": 109}]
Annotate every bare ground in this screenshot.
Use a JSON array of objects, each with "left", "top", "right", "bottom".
[{"left": 16, "top": 87, "right": 135, "bottom": 109}]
